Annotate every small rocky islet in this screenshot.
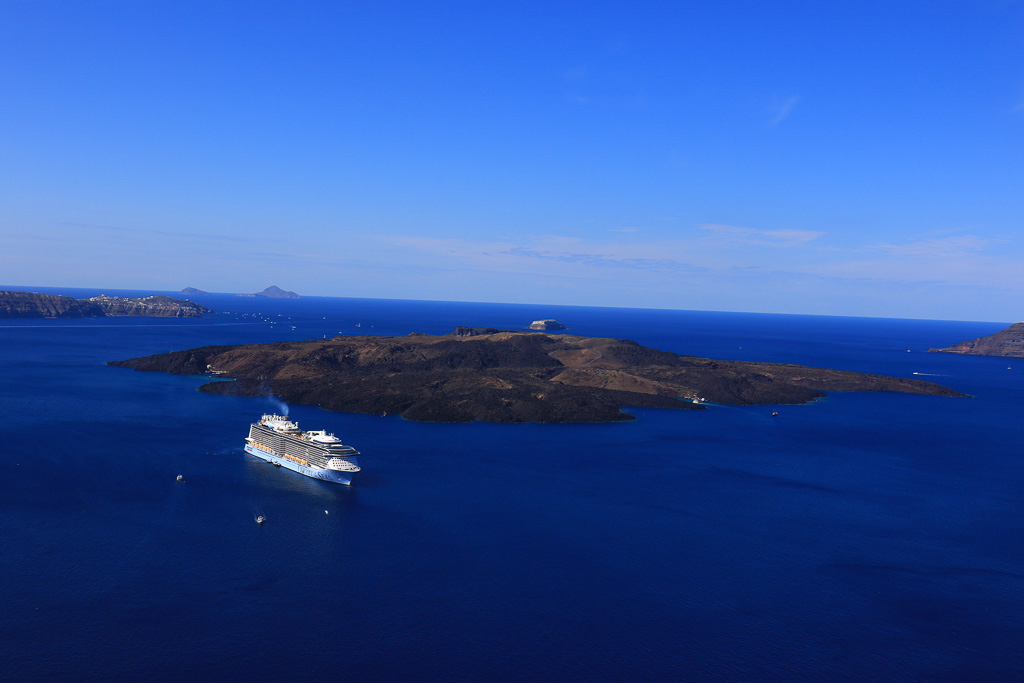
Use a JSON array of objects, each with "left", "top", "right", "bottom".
[
  {"left": 236, "top": 285, "right": 300, "bottom": 299},
  {"left": 528, "top": 319, "right": 567, "bottom": 331},
  {"left": 109, "top": 327, "right": 967, "bottom": 423}
]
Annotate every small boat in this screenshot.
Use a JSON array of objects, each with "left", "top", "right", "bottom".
[
  {"left": 273, "top": 462, "right": 281, "bottom": 467},
  {"left": 771, "top": 411, "right": 778, "bottom": 417},
  {"left": 256, "top": 515, "right": 265, "bottom": 525},
  {"left": 176, "top": 474, "right": 184, "bottom": 483}
]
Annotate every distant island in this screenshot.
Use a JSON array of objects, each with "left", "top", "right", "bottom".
[
  {"left": 109, "top": 328, "right": 966, "bottom": 423},
  {"left": 528, "top": 319, "right": 567, "bottom": 331},
  {"left": 237, "top": 285, "right": 300, "bottom": 299},
  {"left": 930, "top": 322, "right": 1024, "bottom": 358},
  {"left": 180, "top": 287, "right": 210, "bottom": 296},
  {"left": 0, "top": 291, "right": 213, "bottom": 318}
]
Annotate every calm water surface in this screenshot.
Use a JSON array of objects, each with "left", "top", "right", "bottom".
[{"left": 1, "top": 290, "right": 1021, "bottom": 681}]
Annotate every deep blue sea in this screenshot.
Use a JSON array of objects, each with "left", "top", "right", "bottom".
[{"left": 2, "top": 289, "right": 1022, "bottom": 681}]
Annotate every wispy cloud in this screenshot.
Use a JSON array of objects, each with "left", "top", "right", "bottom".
[
  {"left": 57, "top": 221, "right": 134, "bottom": 233},
  {"left": 562, "top": 64, "right": 588, "bottom": 82},
  {"left": 868, "top": 234, "right": 1003, "bottom": 257},
  {"left": 802, "top": 254, "right": 1022, "bottom": 291},
  {"left": 699, "top": 223, "right": 824, "bottom": 245},
  {"left": 562, "top": 64, "right": 591, "bottom": 105},
  {"left": 796, "top": 231, "right": 1021, "bottom": 296},
  {"left": 498, "top": 246, "right": 703, "bottom": 274},
  {"left": 0, "top": 231, "right": 65, "bottom": 242},
  {"left": 388, "top": 235, "right": 701, "bottom": 275},
  {"left": 57, "top": 221, "right": 249, "bottom": 244},
  {"left": 386, "top": 223, "right": 832, "bottom": 283},
  {"left": 768, "top": 95, "right": 800, "bottom": 126},
  {"left": 386, "top": 226, "right": 1019, "bottom": 309}
]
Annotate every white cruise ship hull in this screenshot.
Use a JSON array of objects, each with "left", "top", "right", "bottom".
[{"left": 244, "top": 443, "right": 356, "bottom": 485}]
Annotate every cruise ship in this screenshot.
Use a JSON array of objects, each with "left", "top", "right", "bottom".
[{"left": 244, "top": 414, "right": 361, "bottom": 485}]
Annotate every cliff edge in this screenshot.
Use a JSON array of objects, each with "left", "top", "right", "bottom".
[{"left": 0, "top": 291, "right": 213, "bottom": 318}]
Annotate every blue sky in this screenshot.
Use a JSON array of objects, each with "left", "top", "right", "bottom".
[{"left": 1, "top": 1, "right": 1022, "bottom": 321}]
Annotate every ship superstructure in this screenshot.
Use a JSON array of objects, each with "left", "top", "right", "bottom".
[{"left": 244, "top": 414, "right": 361, "bottom": 485}]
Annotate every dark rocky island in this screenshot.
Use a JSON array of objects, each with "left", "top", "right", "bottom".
[
  {"left": 109, "top": 328, "right": 966, "bottom": 423},
  {"left": 237, "top": 285, "right": 300, "bottom": 299},
  {"left": 930, "top": 322, "right": 1024, "bottom": 358},
  {"left": 180, "top": 287, "right": 210, "bottom": 296},
  {"left": 0, "top": 291, "right": 213, "bottom": 318},
  {"left": 529, "top": 319, "right": 567, "bottom": 331}
]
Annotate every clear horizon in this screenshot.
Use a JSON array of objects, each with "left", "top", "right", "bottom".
[
  {"left": 2, "top": 2, "right": 1022, "bottom": 321},
  {"left": 1, "top": 282, "right": 1014, "bottom": 325}
]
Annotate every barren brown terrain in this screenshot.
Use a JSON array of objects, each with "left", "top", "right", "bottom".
[{"left": 109, "top": 327, "right": 967, "bottom": 423}]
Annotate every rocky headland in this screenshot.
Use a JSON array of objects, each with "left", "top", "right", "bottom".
[
  {"left": 0, "top": 291, "right": 213, "bottom": 318},
  {"left": 930, "top": 323, "right": 1024, "bottom": 358},
  {"left": 109, "top": 328, "right": 966, "bottom": 423}
]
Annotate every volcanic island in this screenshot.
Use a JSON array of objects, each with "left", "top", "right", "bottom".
[{"left": 108, "top": 327, "right": 966, "bottom": 423}]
